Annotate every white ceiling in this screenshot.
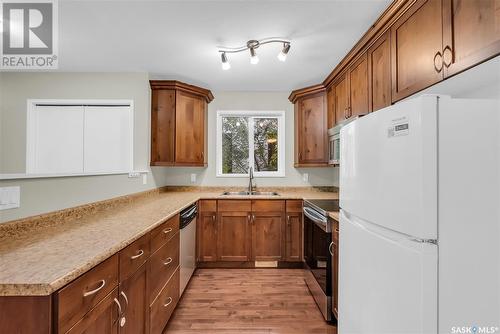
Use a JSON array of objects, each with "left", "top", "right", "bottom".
[{"left": 58, "top": 0, "right": 391, "bottom": 91}]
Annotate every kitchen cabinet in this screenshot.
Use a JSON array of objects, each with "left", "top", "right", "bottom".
[
  {"left": 326, "top": 85, "right": 336, "bottom": 129},
  {"left": 348, "top": 53, "right": 369, "bottom": 117},
  {"left": 333, "top": 73, "right": 349, "bottom": 124},
  {"left": 285, "top": 200, "right": 303, "bottom": 262},
  {"left": 150, "top": 81, "right": 213, "bottom": 167},
  {"left": 292, "top": 88, "right": 328, "bottom": 167},
  {"left": 197, "top": 200, "right": 218, "bottom": 262},
  {"left": 217, "top": 200, "right": 252, "bottom": 262},
  {"left": 442, "top": 0, "right": 500, "bottom": 77},
  {"left": 251, "top": 200, "right": 285, "bottom": 261},
  {"left": 368, "top": 31, "right": 392, "bottom": 112},
  {"left": 118, "top": 264, "right": 148, "bottom": 334},
  {"left": 391, "top": 0, "right": 444, "bottom": 102},
  {"left": 331, "top": 219, "right": 339, "bottom": 320}
]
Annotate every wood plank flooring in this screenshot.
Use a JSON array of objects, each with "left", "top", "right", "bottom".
[{"left": 164, "top": 269, "right": 336, "bottom": 334}]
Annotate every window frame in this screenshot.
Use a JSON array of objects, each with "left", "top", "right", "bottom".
[{"left": 216, "top": 110, "right": 285, "bottom": 178}]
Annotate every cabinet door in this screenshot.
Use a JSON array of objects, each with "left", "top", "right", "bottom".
[
  {"left": 334, "top": 74, "right": 349, "bottom": 124},
  {"left": 66, "top": 289, "right": 119, "bottom": 334},
  {"left": 391, "top": 0, "right": 444, "bottom": 102},
  {"left": 150, "top": 90, "right": 175, "bottom": 165},
  {"left": 368, "top": 31, "right": 392, "bottom": 112},
  {"left": 348, "top": 53, "right": 369, "bottom": 117},
  {"left": 331, "top": 222, "right": 339, "bottom": 319},
  {"left": 119, "top": 265, "right": 147, "bottom": 334},
  {"left": 198, "top": 212, "right": 218, "bottom": 262},
  {"left": 217, "top": 212, "right": 251, "bottom": 261},
  {"left": 326, "top": 85, "right": 336, "bottom": 128},
  {"left": 175, "top": 91, "right": 206, "bottom": 165},
  {"left": 251, "top": 213, "right": 284, "bottom": 261},
  {"left": 442, "top": 0, "right": 500, "bottom": 77},
  {"left": 285, "top": 213, "right": 303, "bottom": 262},
  {"left": 296, "top": 93, "right": 328, "bottom": 166}
]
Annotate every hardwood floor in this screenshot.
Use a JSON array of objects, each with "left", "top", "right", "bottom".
[{"left": 164, "top": 269, "right": 336, "bottom": 334}]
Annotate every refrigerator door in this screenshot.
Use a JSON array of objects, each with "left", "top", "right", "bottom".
[
  {"left": 340, "top": 95, "right": 438, "bottom": 239},
  {"left": 339, "top": 210, "right": 437, "bottom": 334}
]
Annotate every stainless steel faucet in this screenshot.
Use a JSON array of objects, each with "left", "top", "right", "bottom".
[{"left": 248, "top": 166, "right": 255, "bottom": 194}]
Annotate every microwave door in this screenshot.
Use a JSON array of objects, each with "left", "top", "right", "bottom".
[{"left": 329, "top": 133, "right": 340, "bottom": 165}]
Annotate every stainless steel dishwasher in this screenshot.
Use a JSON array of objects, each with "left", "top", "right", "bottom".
[{"left": 179, "top": 203, "right": 197, "bottom": 295}]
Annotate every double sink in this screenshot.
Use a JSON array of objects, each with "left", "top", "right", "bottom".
[{"left": 221, "top": 191, "right": 280, "bottom": 196}]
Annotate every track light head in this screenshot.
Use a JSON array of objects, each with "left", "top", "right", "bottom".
[
  {"left": 278, "top": 43, "right": 291, "bottom": 62},
  {"left": 221, "top": 52, "right": 231, "bottom": 70},
  {"left": 249, "top": 47, "right": 259, "bottom": 65}
]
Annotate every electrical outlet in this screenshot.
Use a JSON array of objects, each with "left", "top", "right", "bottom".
[
  {"left": 142, "top": 174, "right": 147, "bottom": 185},
  {"left": 302, "top": 173, "right": 309, "bottom": 182},
  {"left": 190, "top": 173, "right": 197, "bottom": 183},
  {"left": 128, "top": 172, "right": 140, "bottom": 178}
]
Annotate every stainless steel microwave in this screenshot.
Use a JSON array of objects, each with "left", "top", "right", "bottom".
[{"left": 328, "top": 116, "right": 365, "bottom": 165}]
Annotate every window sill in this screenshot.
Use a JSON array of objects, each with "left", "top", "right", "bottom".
[{"left": 216, "top": 173, "right": 285, "bottom": 178}]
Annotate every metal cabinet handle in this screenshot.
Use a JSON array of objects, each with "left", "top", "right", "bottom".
[
  {"left": 83, "top": 279, "right": 106, "bottom": 297},
  {"left": 120, "top": 291, "right": 129, "bottom": 309},
  {"left": 433, "top": 51, "right": 443, "bottom": 73},
  {"left": 329, "top": 242, "right": 334, "bottom": 256},
  {"left": 443, "top": 45, "right": 453, "bottom": 67},
  {"left": 344, "top": 108, "right": 349, "bottom": 119},
  {"left": 114, "top": 297, "right": 122, "bottom": 314},
  {"left": 163, "top": 297, "right": 173, "bottom": 307},
  {"left": 163, "top": 228, "right": 173, "bottom": 234},
  {"left": 163, "top": 257, "right": 173, "bottom": 266},
  {"left": 248, "top": 214, "right": 251, "bottom": 222},
  {"left": 212, "top": 215, "right": 216, "bottom": 221},
  {"left": 130, "top": 249, "right": 144, "bottom": 260},
  {"left": 287, "top": 215, "right": 291, "bottom": 226},
  {"left": 252, "top": 214, "right": 256, "bottom": 223}
]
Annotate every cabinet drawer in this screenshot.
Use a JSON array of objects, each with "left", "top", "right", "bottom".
[
  {"left": 119, "top": 233, "right": 150, "bottom": 281},
  {"left": 218, "top": 200, "right": 251, "bottom": 212},
  {"left": 149, "top": 268, "right": 180, "bottom": 334},
  {"left": 286, "top": 200, "right": 303, "bottom": 213},
  {"left": 199, "top": 199, "right": 216, "bottom": 212},
  {"left": 148, "top": 232, "right": 180, "bottom": 302},
  {"left": 150, "top": 214, "right": 179, "bottom": 253},
  {"left": 252, "top": 200, "right": 285, "bottom": 212},
  {"left": 56, "top": 254, "right": 119, "bottom": 334}
]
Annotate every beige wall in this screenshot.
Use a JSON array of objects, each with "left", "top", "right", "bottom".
[
  {"left": 0, "top": 72, "right": 169, "bottom": 223},
  {"left": 162, "top": 91, "right": 338, "bottom": 187}
]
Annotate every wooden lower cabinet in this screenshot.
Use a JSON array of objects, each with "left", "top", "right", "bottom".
[
  {"left": 66, "top": 289, "right": 119, "bottom": 334},
  {"left": 217, "top": 211, "right": 252, "bottom": 261},
  {"left": 197, "top": 200, "right": 218, "bottom": 262},
  {"left": 119, "top": 264, "right": 148, "bottom": 334},
  {"left": 331, "top": 220, "right": 339, "bottom": 319},
  {"left": 149, "top": 268, "right": 180, "bottom": 334},
  {"left": 252, "top": 212, "right": 285, "bottom": 261}
]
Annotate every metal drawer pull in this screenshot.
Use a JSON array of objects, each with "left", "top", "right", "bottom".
[
  {"left": 433, "top": 51, "right": 443, "bottom": 73},
  {"left": 329, "top": 242, "right": 334, "bottom": 256},
  {"left": 130, "top": 249, "right": 144, "bottom": 260},
  {"left": 163, "top": 228, "right": 173, "bottom": 234},
  {"left": 83, "top": 279, "right": 106, "bottom": 297},
  {"left": 114, "top": 297, "right": 122, "bottom": 314},
  {"left": 120, "top": 291, "right": 129, "bottom": 308},
  {"left": 163, "top": 257, "right": 173, "bottom": 266},
  {"left": 163, "top": 297, "right": 173, "bottom": 307}
]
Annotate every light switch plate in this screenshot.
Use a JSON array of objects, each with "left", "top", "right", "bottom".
[
  {"left": 190, "top": 173, "right": 197, "bottom": 183},
  {"left": 0, "top": 186, "right": 20, "bottom": 210},
  {"left": 302, "top": 173, "right": 309, "bottom": 182},
  {"left": 142, "top": 174, "right": 147, "bottom": 185}
]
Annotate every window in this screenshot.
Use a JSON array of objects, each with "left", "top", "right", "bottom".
[
  {"left": 26, "top": 100, "right": 134, "bottom": 176},
  {"left": 216, "top": 110, "right": 285, "bottom": 177}
]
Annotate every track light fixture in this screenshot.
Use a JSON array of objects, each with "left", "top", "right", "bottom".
[{"left": 218, "top": 37, "right": 291, "bottom": 70}]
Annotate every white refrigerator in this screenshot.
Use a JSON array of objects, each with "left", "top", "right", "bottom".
[{"left": 338, "top": 95, "right": 500, "bottom": 334}]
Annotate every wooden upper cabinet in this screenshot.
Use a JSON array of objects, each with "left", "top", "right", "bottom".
[
  {"left": 368, "top": 31, "right": 392, "bottom": 112},
  {"left": 348, "top": 53, "right": 369, "bottom": 117},
  {"left": 333, "top": 74, "right": 349, "bottom": 124},
  {"left": 150, "top": 81, "right": 213, "bottom": 167},
  {"left": 175, "top": 91, "right": 206, "bottom": 165},
  {"left": 326, "top": 85, "right": 336, "bottom": 129},
  {"left": 442, "top": 0, "right": 500, "bottom": 77},
  {"left": 292, "top": 89, "right": 328, "bottom": 167},
  {"left": 391, "top": 0, "right": 444, "bottom": 102}
]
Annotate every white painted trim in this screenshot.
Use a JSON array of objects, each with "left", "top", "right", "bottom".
[
  {"left": 0, "top": 170, "right": 149, "bottom": 180},
  {"left": 216, "top": 110, "right": 285, "bottom": 178},
  {"left": 25, "top": 99, "right": 135, "bottom": 176}
]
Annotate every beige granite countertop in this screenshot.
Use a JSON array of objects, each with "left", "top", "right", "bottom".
[
  {"left": 0, "top": 188, "right": 337, "bottom": 296},
  {"left": 328, "top": 211, "right": 339, "bottom": 221}
]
